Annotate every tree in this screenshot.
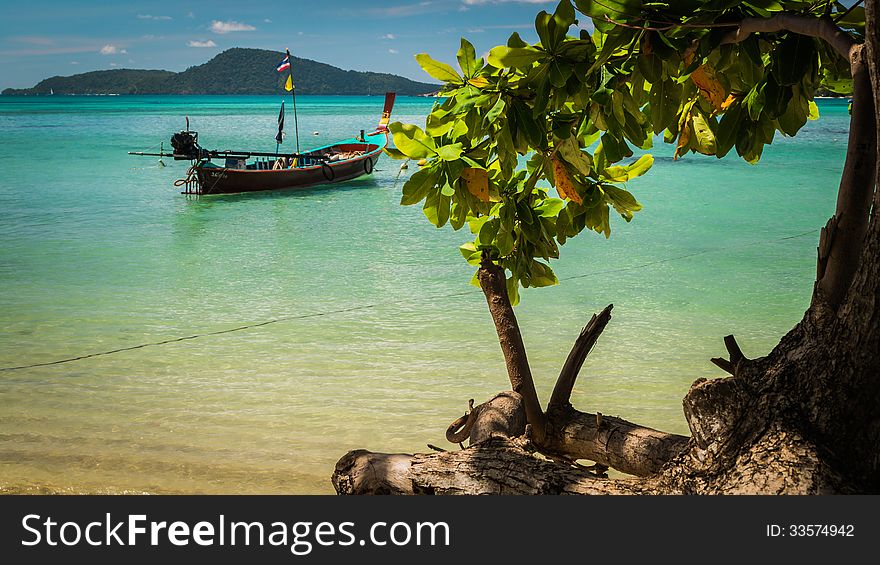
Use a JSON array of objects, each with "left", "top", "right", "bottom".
[{"left": 333, "top": 0, "right": 878, "bottom": 494}]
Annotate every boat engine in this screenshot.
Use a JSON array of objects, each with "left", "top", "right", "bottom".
[{"left": 170, "top": 130, "right": 203, "bottom": 160}]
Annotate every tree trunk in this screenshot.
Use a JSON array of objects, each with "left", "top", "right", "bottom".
[{"left": 477, "top": 254, "right": 547, "bottom": 443}]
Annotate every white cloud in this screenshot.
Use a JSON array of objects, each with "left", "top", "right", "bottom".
[
  {"left": 264, "top": 18, "right": 272, "bottom": 23},
  {"left": 137, "top": 14, "right": 171, "bottom": 20},
  {"left": 109, "top": 63, "right": 118, "bottom": 67},
  {"left": 381, "top": 33, "right": 396, "bottom": 39},
  {"left": 210, "top": 20, "right": 256, "bottom": 34},
  {"left": 100, "top": 44, "right": 126, "bottom": 55},
  {"left": 388, "top": 48, "right": 399, "bottom": 54},
  {"left": 70, "top": 61, "right": 79, "bottom": 65},
  {"left": 188, "top": 40, "right": 217, "bottom": 48}
]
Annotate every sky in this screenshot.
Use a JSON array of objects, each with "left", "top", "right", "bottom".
[{"left": 0, "top": 0, "right": 563, "bottom": 89}]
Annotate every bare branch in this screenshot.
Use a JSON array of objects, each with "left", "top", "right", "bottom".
[
  {"left": 549, "top": 304, "right": 614, "bottom": 409},
  {"left": 711, "top": 357, "right": 736, "bottom": 375}
]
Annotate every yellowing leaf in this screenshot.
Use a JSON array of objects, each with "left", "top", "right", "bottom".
[
  {"left": 690, "top": 63, "right": 728, "bottom": 112},
  {"left": 674, "top": 112, "right": 692, "bottom": 161},
  {"left": 691, "top": 112, "right": 717, "bottom": 155},
  {"left": 468, "top": 76, "right": 490, "bottom": 88},
  {"left": 808, "top": 100, "right": 819, "bottom": 121},
  {"left": 552, "top": 157, "right": 582, "bottom": 204},
  {"left": 461, "top": 168, "right": 490, "bottom": 202},
  {"left": 720, "top": 94, "right": 738, "bottom": 111}
]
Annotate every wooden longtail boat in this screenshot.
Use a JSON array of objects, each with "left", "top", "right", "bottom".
[{"left": 131, "top": 92, "right": 396, "bottom": 195}]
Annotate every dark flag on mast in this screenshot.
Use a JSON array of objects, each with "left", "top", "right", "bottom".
[{"left": 275, "top": 101, "right": 285, "bottom": 145}]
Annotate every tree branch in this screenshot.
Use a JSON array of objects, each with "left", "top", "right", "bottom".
[
  {"left": 718, "top": 14, "right": 857, "bottom": 59},
  {"left": 549, "top": 304, "right": 614, "bottom": 409}
]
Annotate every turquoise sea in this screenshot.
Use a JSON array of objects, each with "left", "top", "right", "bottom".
[{"left": 0, "top": 95, "right": 849, "bottom": 493}]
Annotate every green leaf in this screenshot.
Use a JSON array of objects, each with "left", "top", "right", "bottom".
[
  {"left": 762, "top": 75, "right": 792, "bottom": 119},
  {"left": 599, "top": 132, "right": 631, "bottom": 164},
  {"left": 496, "top": 228, "right": 515, "bottom": 256},
  {"left": 507, "top": 32, "right": 528, "bottom": 49},
  {"left": 423, "top": 191, "right": 440, "bottom": 226},
  {"left": 400, "top": 166, "right": 440, "bottom": 206},
  {"left": 425, "top": 111, "right": 456, "bottom": 137},
  {"left": 574, "top": 0, "right": 643, "bottom": 19},
  {"left": 415, "top": 53, "right": 462, "bottom": 83},
  {"left": 537, "top": 197, "right": 566, "bottom": 218},
  {"left": 457, "top": 38, "right": 480, "bottom": 78},
  {"left": 478, "top": 218, "right": 501, "bottom": 246},
  {"left": 506, "top": 275, "right": 521, "bottom": 306},
  {"left": 459, "top": 241, "right": 484, "bottom": 265},
  {"left": 450, "top": 200, "right": 468, "bottom": 230},
  {"left": 716, "top": 102, "right": 742, "bottom": 157},
  {"left": 529, "top": 260, "right": 559, "bottom": 287},
  {"left": 638, "top": 53, "right": 663, "bottom": 84},
  {"left": 557, "top": 136, "right": 592, "bottom": 176},
  {"left": 389, "top": 122, "right": 436, "bottom": 159},
  {"left": 512, "top": 100, "right": 545, "bottom": 149},
  {"left": 625, "top": 154, "right": 654, "bottom": 179},
  {"left": 436, "top": 143, "right": 464, "bottom": 161},
  {"left": 744, "top": 84, "right": 765, "bottom": 121},
  {"left": 488, "top": 45, "right": 544, "bottom": 69},
  {"left": 603, "top": 185, "right": 642, "bottom": 220},
  {"left": 384, "top": 147, "right": 408, "bottom": 160},
  {"left": 534, "top": 11, "right": 553, "bottom": 50},
  {"left": 771, "top": 33, "right": 816, "bottom": 87},
  {"left": 459, "top": 241, "right": 476, "bottom": 259},
  {"left": 549, "top": 59, "right": 574, "bottom": 88},
  {"left": 553, "top": 0, "right": 575, "bottom": 28},
  {"left": 650, "top": 79, "right": 681, "bottom": 134},
  {"left": 777, "top": 95, "right": 807, "bottom": 137},
  {"left": 484, "top": 96, "right": 506, "bottom": 127}
]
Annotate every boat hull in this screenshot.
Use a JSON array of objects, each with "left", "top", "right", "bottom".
[{"left": 192, "top": 133, "right": 387, "bottom": 195}]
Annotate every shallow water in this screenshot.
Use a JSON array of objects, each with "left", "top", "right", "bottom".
[{"left": 0, "top": 95, "right": 849, "bottom": 493}]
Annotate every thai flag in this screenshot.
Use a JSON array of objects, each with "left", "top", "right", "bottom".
[{"left": 276, "top": 54, "right": 290, "bottom": 72}]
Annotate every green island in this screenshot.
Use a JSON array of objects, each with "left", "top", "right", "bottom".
[{"left": 1, "top": 47, "right": 440, "bottom": 96}]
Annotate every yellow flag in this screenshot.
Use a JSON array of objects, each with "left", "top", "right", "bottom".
[{"left": 285, "top": 75, "right": 294, "bottom": 91}]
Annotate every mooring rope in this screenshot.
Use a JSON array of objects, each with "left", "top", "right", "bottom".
[{"left": 0, "top": 228, "right": 818, "bottom": 372}]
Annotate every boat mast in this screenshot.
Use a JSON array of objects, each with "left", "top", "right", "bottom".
[{"left": 286, "top": 48, "right": 301, "bottom": 154}]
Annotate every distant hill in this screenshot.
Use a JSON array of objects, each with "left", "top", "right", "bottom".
[{"left": 2, "top": 48, "right": 439, "bottom": 96}]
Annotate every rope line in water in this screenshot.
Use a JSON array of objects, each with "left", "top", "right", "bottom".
[{"left": 0, "top": 229, "right": 818, "bottom": 372}]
